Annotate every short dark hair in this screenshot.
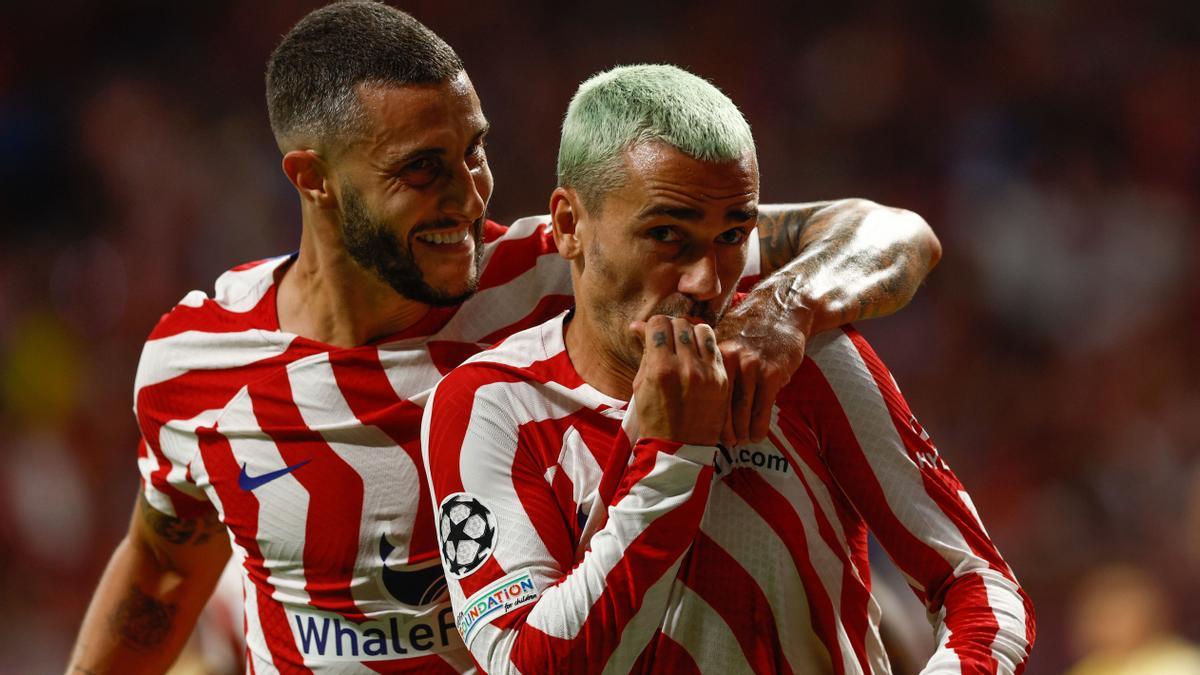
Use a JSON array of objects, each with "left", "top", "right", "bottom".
[{"left": 265, "top": 1, "right": 463, "bottom": 153}]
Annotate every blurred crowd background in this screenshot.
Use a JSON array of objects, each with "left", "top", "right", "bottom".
[{"left": 1, "top": 1, "right": 1197, "bottom": 672}]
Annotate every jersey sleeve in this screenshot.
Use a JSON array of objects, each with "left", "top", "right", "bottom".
[
  {"left": 133, "top": 333, "right": 214, "bottom": 519},
  {"left": 421, "top": 363, "right": 715, "bottom": 674},
  {"left": 800, "top": 328, "right": 1035, "bottom": 674}
]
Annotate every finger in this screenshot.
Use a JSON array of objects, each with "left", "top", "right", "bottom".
[
  {"left": 628, "top": 320, "right": 647, "bottom": 340},
  {"left": 721, "top": 414, "right": 737, "bottom": 448},
  {"left": 693, "top": 323, "right": 720, "bottom": 363},
  {"left": 729, "top": 355, "right": 756, "bottom": 445},
  {"left": 748, "top": 375, "right": 783, "bottom": 442},
  {"left": 671, "top": 317, "right": 700, "bottom": 362},
  {"left": 643, "top": 315, "right": 675, "bottom": 356}
]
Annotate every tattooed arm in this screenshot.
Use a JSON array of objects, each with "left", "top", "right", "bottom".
[
  {"left": 753, "top": 200, "right": 939, "bottom": 327},
  {"left": 66, "top": 493, "right": 230, "bottom": 675},
  {"left": 717, "top": 199, "right": 940, "bottom": 445}
]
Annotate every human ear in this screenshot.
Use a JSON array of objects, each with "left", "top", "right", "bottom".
[
  {"left": 281, "top": 150, "right": 338, "bottom": 209},
  {"left": 550, "top": 187, "right": 585, "bottom": 259}
]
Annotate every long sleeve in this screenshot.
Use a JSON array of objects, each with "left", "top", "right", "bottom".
[
  {"left": 800, "top": 328, "right": 1036, "bottom": 674},
  {"left": 421, "top": 361, "right": 715, "bottom": 674}
]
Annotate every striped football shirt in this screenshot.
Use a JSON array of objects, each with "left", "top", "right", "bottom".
[
  {"left": 421, "top": 311, "right": 1035, "bottom": 674},
  {"left": 134, "top": 216, "right": 762, "bottom": 672}
]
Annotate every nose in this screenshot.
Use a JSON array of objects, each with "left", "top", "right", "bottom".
[
  {"left": 678, "top": 249, "right": 722, "bottom": 302},
  {"left": 441, "top": 160, "right": 487, "bottom": 223}
]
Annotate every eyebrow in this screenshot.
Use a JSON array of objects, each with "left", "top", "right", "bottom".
[{"left": 636, "top": 204, "right": 759, "bottom": 222}]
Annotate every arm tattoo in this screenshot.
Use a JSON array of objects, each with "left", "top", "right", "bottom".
[
  {"left": 653, "top": 331, "right": 668, "bottom": 347},
  {"left": 756, "top": 203, "right": 825, "bottom": 276},
  {"left": 678, "top": 330, "right": 691, "bottom": 345},
  {"left": 109, "top": 585, "right": 177, "bottom": 651},
  {"left": 140, "top": 494, "right": 223, "bottom": 546}
]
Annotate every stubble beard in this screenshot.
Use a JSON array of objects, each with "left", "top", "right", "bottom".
[
  {"left": 588, "top": 242, "right": 734, "bottom": 374},
  {"left": 339, "top": 186, "right": 486, "bottom": 307}
]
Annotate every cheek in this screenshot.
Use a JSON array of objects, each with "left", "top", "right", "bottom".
[{"left": 720, "top": 249, "right": 748, "bottom": 285}]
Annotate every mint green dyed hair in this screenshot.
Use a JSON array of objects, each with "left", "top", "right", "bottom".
[{"left": 557, "top": 64, "right": 756, "bottom": 212}]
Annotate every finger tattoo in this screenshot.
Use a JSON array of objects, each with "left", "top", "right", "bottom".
[
  {"left": 679, "top": 330, "right": 691, "bottom": 345},
  {"left": 653, "top": 331, "right": 668, "bottom": 347},
  {"left": 706, "top": 336, "right": 717, "bottom": 353}
]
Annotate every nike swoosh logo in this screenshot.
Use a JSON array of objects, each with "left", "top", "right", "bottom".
[{"left": 238, "top": 459, "right": 311, "bottom": 491}]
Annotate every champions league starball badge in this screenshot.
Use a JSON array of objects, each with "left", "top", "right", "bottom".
[{"left": 438, "top": 493, "right": 498, "bottom": 578}]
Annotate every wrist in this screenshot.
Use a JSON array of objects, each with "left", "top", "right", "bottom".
[{"left": 745, "top": 275, "right": 819, "bottom": 338}]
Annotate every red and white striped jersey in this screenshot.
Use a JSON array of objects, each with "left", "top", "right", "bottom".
[
  {"left": 133, "top": 216, "right": 763, "bottom": 672},
  {"left": 421, "top": 312, "right": 1036, "bottom": 674}
]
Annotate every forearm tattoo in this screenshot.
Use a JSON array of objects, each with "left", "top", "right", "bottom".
[
  {"left": 110, "top": 585, "right": 177, "bottom": 651},
  {"left": 759, "top": 201, "right": 929, "bottom": 329},
  {"left": 139, "top": 494, "right": 222, "bottom": 546},
  {"left": 755, "top": 204, "right": 821, "bottom": 276}
]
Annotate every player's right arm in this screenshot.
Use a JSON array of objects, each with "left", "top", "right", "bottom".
[
  {"left": 422, "top": 316, "right": 728, "bottom": 674},
  {"left": 65, "top": 492, "right": 230, "bottom": 675}
]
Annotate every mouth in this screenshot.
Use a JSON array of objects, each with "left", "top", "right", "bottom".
[{"left": 414, "top": 225, "right": 472, "bottom": 246}]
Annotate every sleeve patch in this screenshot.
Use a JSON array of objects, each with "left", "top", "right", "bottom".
[
  {"left": 456, "top": 568, "right": 540, "bottom": 646},
  {"left": 438, "top": 493, "right": 499, "bottom": 578}
]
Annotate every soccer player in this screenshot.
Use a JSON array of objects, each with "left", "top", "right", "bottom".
[
  {"left": 423, "top": 64, "right": 1034, "bottom": 673},
  {"left": 66, "top": 3, "right": 940, "bottom": 673}
]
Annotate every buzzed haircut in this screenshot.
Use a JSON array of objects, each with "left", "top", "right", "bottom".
[
  {"left": 557, "top": 64, "right": 756, "bottom": 213},
  {"left": 266, "top": 1, "right": 463, "bottom": 153}
]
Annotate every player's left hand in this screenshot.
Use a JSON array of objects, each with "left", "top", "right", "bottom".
[{"left": 715, "top": 295, "right": 810, "bottom": 447}]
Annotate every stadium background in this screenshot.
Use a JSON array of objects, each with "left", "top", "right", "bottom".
[{"left": 0, "top": 1, "right": 1196, "bottom": 672}]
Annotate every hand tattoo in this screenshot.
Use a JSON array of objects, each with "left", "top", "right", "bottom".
[
  {"left": 679, "top": 330, "right": 691, "bottom": 345},
  {"left": 653, "top": 331, "right": 668, "bottom": 347}
]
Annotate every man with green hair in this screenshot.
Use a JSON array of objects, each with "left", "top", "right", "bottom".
[
  {"left": 424, "top": 64, "right": 1033, "bottom": 673},
  {"left": 68, "top": 2, "right": 940, "bottom": 672}
]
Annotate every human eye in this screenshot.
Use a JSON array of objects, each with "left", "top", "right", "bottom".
[
  {"left": 716, "top": 227, "right": 748, "bottom": 245},
  {"left": 647, "top": 226, "right": 682, "bottom": 243},
  {"left": 401, "top": 157, "right": 440, "bottom": 187},
  {"left": 466, "top": 139, "right": 487, "bottom": 169}
]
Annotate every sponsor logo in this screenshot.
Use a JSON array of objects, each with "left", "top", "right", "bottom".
[
  {"left": 456, "top": 570, "right": 539, "bottom": 645},
  {"left": 437, "top": 493, "right": 497, "bottom": 578},
  {"left": 238, "top": 459, "right": 311, "bottom": 491},
  {"left": 289, "top": 606, "right": 459, "bottom": 661},
  {"left": 379, "top": 534, "right": 449, "bottom": 607},
  {"left": 714, "top": 444, "right": 790, "bottom": 475}
]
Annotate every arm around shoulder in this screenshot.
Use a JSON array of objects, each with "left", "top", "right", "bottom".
[{"left": 754, "top": 199, "right": 941, "bottom": 333}]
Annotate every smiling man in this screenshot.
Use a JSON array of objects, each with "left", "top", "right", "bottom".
[
  {"left": 67, "top": 3, "right": 940, "bottom": 674},
  {"left": 423, "top": 64, "right": 1034, "bottom": 673}
]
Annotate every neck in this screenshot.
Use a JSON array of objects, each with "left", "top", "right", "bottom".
[
  {"left": 564, "top": 304, "right": 638, "bottom": 401},
  {"left": 276, "top": 209, "right": 430, "bottom": 348}
]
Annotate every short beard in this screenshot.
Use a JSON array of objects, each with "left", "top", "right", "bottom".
[
  {"left": 588, "top": 240, "right": 734, "bottom": 373},
  {"left": 339, "top": 186, "right": 485, "bottom": 307}
]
